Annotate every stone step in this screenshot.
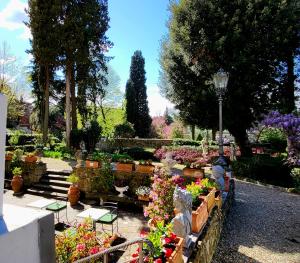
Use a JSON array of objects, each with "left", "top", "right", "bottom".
[
  {"left": 32, "top": 183, "right": 69, "bottom": 194},
  {"left": 43, "top": 173, "right": 69, "bottom": 181},
  {"left": 46, "top": 170, "right": 72, "bottom": 176},
  {"left": 40, "top": 178, "right": 72, "bottom": 187},
  {"left": 26, "top": 188, "right": 67, "bottom": 200}
]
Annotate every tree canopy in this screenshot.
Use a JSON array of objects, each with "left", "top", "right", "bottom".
[{"left": 160, "top": 0, "right": 300, "bottom": 155}]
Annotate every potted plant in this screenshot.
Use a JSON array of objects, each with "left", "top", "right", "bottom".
[
  {"left": 136, "top": 186, "right": 151, "bottom": 201},
  {"left": 182, "top": 160, "right": 205, "bottom": 178},
  {"left": 116, "top": 158, "right": 135, "bottom": 172},
  {"left": 5, "top": 151, "right": 13, "bottom": 161},
  {"left": 186, "top": 182, "right": 209, "bottom": 233},
  {"left": 11, "top": 167, "right": 23, "bottom": 193},
  {"left": 136, "top": 160, "right": 155, "bottom": 174},
  {"left": 66, "top": 173, "right": 80, "bottom": 205},
  {"left": 85, "top": 154, "right": 100, "bottom": 169},
  {"left": 131, "top": 222, "right": 183, "bottom": 263},
  {"left": 25, "top": 152, "right": 38, "bottom": 163},
  {"left": 198, "top": 178, "right": 217, "bottom": 214}
]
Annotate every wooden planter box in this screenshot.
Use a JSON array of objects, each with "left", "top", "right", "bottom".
[
  {"left": 215, "top": 190, "right": 222, "bottom": 210},
  {"left": 135, "top": 164, "right": 155, "bottom": 174},
  {"left": 138, "top": 195, "right": 150, "bottom": 201},
  {"left": 182, "top": 167, "right": 204, "bottom": 178},
  {"left": 224, "top": 175, "right": 230, "bottom": 192},
  {"left": 116, "top": 163, "right": 134, "bottom": 172},
  {"left": 25, "top": 156, "right": 37, "bottom": 163},
  {"left": 192, "top": 200, "right": 209, "bottom": 233},
  {"left": 167, "top": 237, "right": 184, "bottom": 263},
  {"left": 200, "top": 188, "right": 216, "bottom": 214},
  {"left": 85, "top": 160, "right": 100, "bottom": 169}
]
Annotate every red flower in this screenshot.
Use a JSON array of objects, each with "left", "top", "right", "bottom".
[
  {"left": 76, "top": 243, "right": 85, "bottom": 251},
  {"left": 169, "top": 233, "right": 177, "bottom": 241},
  {"left": 89, "top": 246, "right": 99, "bottom": 255},
  {"left": 131, "top": 252, "right": 139, "bottom": 258},
  {"left": 154, "top": 259, "right": 162, "bottom": 263},
  {"left": 164, "top": 248, "right": 173, "bottom": 258},
  {"left": 164, "top": 237, "right": 172, "bottom": 244}
]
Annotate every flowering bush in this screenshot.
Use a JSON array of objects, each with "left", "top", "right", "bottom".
[
  {"left": 144, "top": 168, "right": 177, "bottom": 223},
  {"left": 55, "top": 218, "right": 111, "bottom": 262},
  {"left": 262, "top": 111, "right": 300, "bottom": 166}
]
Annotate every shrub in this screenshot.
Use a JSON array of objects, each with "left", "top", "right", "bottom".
[
  {"left": 114, "top": 122, "right": 135, "bottom": 138},
  {"left": 291, "top": 168, "right": 300, "bottom": 192},
  {"left": 173, "top": 139, "right": 201, "bottom": 147},
  {"left": 85, "top": 120, "right": 102, "bottom": 152},
  {"left": 258, "top": 127, "right": 287, "bottom": 152},
  {"left": 8, "top": 130, "right": 24, "bottom": 146},
  {"left": 70, "top": 129, "right": 85, "bottom": 149},
  {"left": 120, "top": 147, "right": 158, "bottom": 161},
  {"left": 43, "top": 150, "right": 63, "bottom": 159},
  {"left": 232, "top": 155, "right": 292, "bottom": 187},
  {"left": 111, "top": 153, "right": 132, "bottom": 162}
]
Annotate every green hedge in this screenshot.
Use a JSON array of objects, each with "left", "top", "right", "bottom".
[
  {"left": 172, "top": 139, "right": 201, "bottom": 147},
  {"left": 232, "top": 155, "right": 293, "bottom": 187},
  {"left": 120, "top": 147, "right": 158, "bottom": 161}
]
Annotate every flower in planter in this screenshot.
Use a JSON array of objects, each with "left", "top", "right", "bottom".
[{"left": 139, "top": 159, "right": 153, "bottom": 165}]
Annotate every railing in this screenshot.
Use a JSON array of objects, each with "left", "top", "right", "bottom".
[{"left": 74, "top": 237, "right": 154, "bottom": 263}]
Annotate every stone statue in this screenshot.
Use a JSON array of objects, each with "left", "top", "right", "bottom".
[
  {"left": 161, "top": 152, "right": 176, "bottom": 174},
  {"left": 172, "top": 186, "right": 192, "bottom": 248},
  {"left": 75, "top": 150, "right": 83, "bottom": 168},
  {"left": 212, "top": 165, "right": 225, "bottom": 191}
]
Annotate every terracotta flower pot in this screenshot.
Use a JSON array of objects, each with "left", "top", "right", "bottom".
[
  {"left": 192, "top": 200, "right": 209, "bottom": 233},
  {"left": 167, "top": 237, "right": 184, "bottom": 263},
  {"left": 116, "top": 162, "right": 134, "bottom": 172},
  {"left": 200, "top": 188, "right": 216, "bottom": 214},
  {"left": 68, "top": 185, "right": 80, "bottom": 205},
  {"left": 11, "top": 176, "right": 23, "bottom": 193},
  {"left": 25, "top": 156, "right": 37, "bottom": 163},
  {"left": 5, "top": 154, "right": 13, "bottom": 161},
  {"left": 85, "top": 160, "right": 100, "bottom": 169},
  {"left": 138, "top": 195, "right": 150, "bottom": 201},
  {"left": 182, "top": 167, "right": 204, "bottom": 178},
  {"left": 135, "top": 164, "right": 155, "bottom": 174},
  {"left": 224, "top": 175, "right": 230, "bottom": 192}
]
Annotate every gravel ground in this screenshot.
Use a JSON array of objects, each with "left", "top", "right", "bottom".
[{"left": 212, "top": 180, "right": 300, "bottom": 263}]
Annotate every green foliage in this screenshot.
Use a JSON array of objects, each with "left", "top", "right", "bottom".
[
  {"left": 70, "top": 129, "right": 85, "bottom": 149},
  {"left": 258, "top": 127, "right": 287, "bottom": 152},
  {"left": 8, "top": 130, "right": 24, "bottom": 146},
  {"left": 43, "top": 150, "right": 63, "bottom": 159},
  {"left": 85, "top": 120, "right": 102, "bottom": 152},
  {"left": 12, "top": 167, "right": 22, "bottom": 176},
  {"left": 91, "top": 160, "right": 114, "bottom": 193},
  {"left": 173, "top": 139, "right": 201, "bottom": 147},
  {"left": 66, "top": 173, "right": 79, "bottom": 184},
  {"left": 232, "top": 155, "right": 293, "bottom": 187},
  {"left": 111, "top": 153, "right": 132, "bottom": 162},
  {"left": 291, "top": 168, "right": 300, "bottom": 192},
  {"left": 125, "top": 50, "right": 152, "bottom": 137},
  {"left": 91, "top": 151, "right": 111, "bottom": 162},
  {"left": 160, "top": 0, "right": 300, "bottom": 156},
  {"left": 186, "top": 182, "right": 205, "bottom": 208},
  {"left": 114, "top": 122, "right": 135, "bottom": 138},
  {"left": 120, "top": 147, "right": 157, "bottom": 161}
]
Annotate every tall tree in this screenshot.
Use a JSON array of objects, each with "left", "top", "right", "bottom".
[
  {"left": 125, "top": 51, "right": 152, "bottom": 137},
  {"left": 161, "top": 0, "right": 300, "bottom": 156},
  {"left": 26, "top": 0, "right": 60, "bottom": 144}
]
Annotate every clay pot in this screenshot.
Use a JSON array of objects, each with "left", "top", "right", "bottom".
[
  {"left": 138, "top": 195, "right": 150, "bottom": 201},
  {"left": 116, "top": 163, "right": 134, "bottom": 172},
  {"left": 85, "top": 160, "right": 100, "bottom": 168},
  {"left": 11, "top": 176, "right": 23, "bottom": 193},
  {"left": 68, "top": 185, "right": 80, "bottom": 205},
  {"left": 135, "top": 164, "right": 155, "bottom": 174},
  {"left": 25, "top": 156, "right": 37, "bottom": 163},
  {"left": 182, "top": 167, "right": 204, "bottom": 178}
]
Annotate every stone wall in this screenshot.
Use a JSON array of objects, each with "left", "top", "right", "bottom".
[{"left": 188, "top": 180, "right": 235, "bottom": 263}]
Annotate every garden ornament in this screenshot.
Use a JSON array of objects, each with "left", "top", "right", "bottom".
[
  {"left": 161, "top": 152, "right": 176, "bottom": 173},
  {"left": 212, "top": 165, "right": 225, "bottom": 191},
  {"left": 75, "top": 150, "right": 83, "bottom": 168},
  {"left": 172, "top": 186, "right": 192, "bottom": 248}
]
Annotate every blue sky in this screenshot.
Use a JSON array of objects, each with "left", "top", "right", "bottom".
[{"left": 0, "top": 0, "right": 173, "bottom": 116}]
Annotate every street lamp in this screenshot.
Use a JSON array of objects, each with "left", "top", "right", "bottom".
[{"left": 212, "top": 69, "right": 229, "bottom": 164}]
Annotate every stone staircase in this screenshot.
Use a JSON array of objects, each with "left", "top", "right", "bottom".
[{"left": 26, "top": 170, "right": 72, "bottom": 200}]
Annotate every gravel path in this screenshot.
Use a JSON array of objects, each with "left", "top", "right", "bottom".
[{"left": 212, "top": 180, "right": 300, "bottom": 263}]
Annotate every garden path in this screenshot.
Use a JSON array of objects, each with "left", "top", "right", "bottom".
[{"left": 212, "top": 180, "right": 300, "bottom": 263}]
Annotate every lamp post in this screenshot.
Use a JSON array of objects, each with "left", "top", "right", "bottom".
[{"left": 212, "top": 69, "right": 229, "bottom": 164}]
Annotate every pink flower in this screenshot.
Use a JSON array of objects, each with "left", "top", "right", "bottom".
[
  {"left": 76, "top": 243, "right": 85, "bottom": 251},
  {"left": 89, "top": 246, "right": 99, "bottom": 255}
]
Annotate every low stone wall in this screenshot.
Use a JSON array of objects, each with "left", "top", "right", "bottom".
[
  {"left": 188, "top": 180, "right": 235, "bottom": 263},
  {"left": 97, "top": 138, "right": 173, "bottom": 150}
]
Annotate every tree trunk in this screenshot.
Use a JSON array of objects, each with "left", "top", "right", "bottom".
[
  {"left": 285, "top": 51, "right": 295, "bottom": 113},
  {"left": 191, "top": 125, "right": 195, "bottom": 140},
  {"left": 65, "top": 63, "right": 71, "bottom": 148},
  {"left": 230, "top": 129, "right": 252, "bottom": 157},
  {"left": 99, "top": 101, "right": 106, "bottom": 124},
  {"left": 42, "top": 65, "right": 50, "bottom": 145},
  {"left": 71, "top": 64, "right": 77, "bottom": 129}
]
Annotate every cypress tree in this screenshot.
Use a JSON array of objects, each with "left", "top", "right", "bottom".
[{"left": 125, "top": 51, "right": 152, "bottom": 137}]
